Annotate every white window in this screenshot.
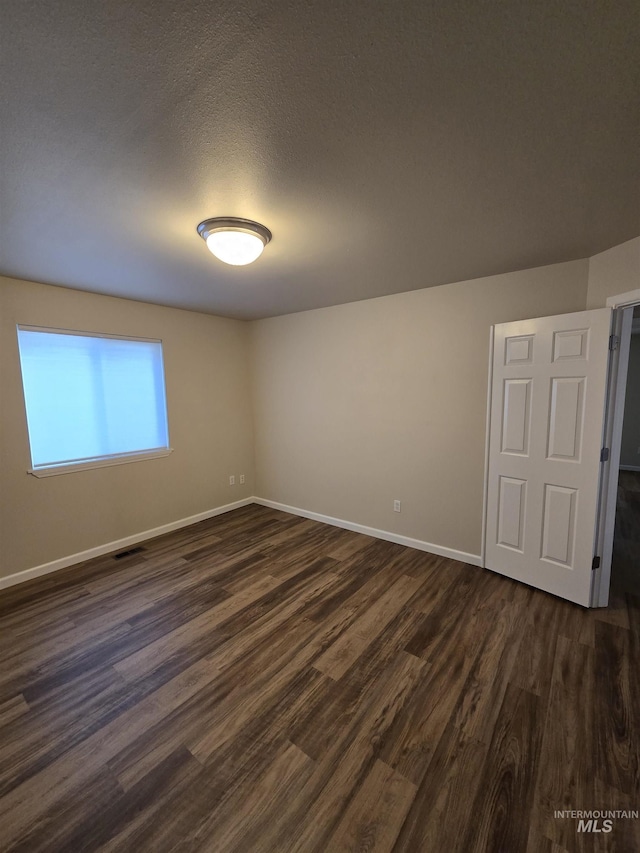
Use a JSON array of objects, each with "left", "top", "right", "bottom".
[{"left": 17, "top": 326, "right": 171, "bottom": 476}]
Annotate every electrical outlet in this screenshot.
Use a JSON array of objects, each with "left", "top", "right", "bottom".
[
  {"left": 229, "top": 475, "right": 235, "bottom": 486},
  {"left": 393, "top": 500, "right": 401, "bottom": 512},
  {"left": 239, "top": 474, "right": 245, "bottom": 484}
]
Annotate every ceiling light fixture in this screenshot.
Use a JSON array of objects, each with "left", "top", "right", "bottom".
[{"left": 196, "top": 217, "right": 272, "bottom": 266}]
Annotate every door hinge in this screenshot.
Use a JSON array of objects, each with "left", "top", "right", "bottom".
[
  {"left": 609, "top": 334, "right": 620, "bottom": 351},
  {"left": 600, "top": 447, "right": 610, "bottom": 462},
  {"left": 592, "top": 555, "right": 601, "bottom": 571}
]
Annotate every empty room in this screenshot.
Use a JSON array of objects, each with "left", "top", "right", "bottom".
[{"left": 1, "top": 1, "right": 639, "bottom": 851}]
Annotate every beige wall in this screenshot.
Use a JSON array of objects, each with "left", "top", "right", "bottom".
[
  {"left": 250, "top": 260, "right": 589, "bottom": 558},
  {"left": 620, "top": 333, "right": 640, "bottom": 470},
  {"left": 0, "top": 277, "right": 255, "bottom": 579},
  {"left": 10, "top": 238, "right": 638, "bottom": 581},
  {"left": 586, "top": 236, "right": 640, "bottom": 309}
]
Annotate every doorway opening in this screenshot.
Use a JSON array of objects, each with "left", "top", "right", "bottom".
[
  {"left": 593, "top": 291, "right": 640, "bottom": 608},
  {"left": 609, "top": 306, "right": 640, "bottom": 601}
]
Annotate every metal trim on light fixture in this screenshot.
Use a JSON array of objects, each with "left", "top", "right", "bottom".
[{"left": 196, "top": 217, "right": 272, "bottom": 245}]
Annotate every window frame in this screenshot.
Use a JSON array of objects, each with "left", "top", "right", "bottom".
[{"left": 16, "top": 324, "right": 173, "bottom": 477}]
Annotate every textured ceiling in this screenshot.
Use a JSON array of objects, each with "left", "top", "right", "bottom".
[{"left": 1, "top": 0, "right": 639, "bottom": 319}]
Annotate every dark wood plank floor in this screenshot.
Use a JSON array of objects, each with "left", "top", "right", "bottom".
[{"left": 1, "top": 503, "right": 639, "bottom": 852}]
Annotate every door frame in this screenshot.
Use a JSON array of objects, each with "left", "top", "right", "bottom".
[
  {"left": 480, "top": 326, "right": 495, "bottom": 568},
  {"left": 591, "top": 288, "right": 640, "bottom": 606}
]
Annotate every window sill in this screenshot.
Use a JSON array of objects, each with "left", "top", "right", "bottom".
[{"left": 28, "top": 448, "right": 173, "bottom": 478}]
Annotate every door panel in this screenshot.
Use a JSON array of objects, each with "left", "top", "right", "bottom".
[
  {"left": 547, "top": 377, "right": 584, "bottom": 460},
  {"left": 501, "top": 379, "right": 531, "bottom": 454},
  {"left": 505, "top": 335, "right": 534, "bottom": 364},
  {"left": 553, "top": 328, "right": 589, "bottom": 361},
  {"left": 541, "top": 484, "right": 576, "bottom": 566},
  {"left": 497, "top": 477, "right": 526, "bottom": 551},
  {"left": 485, "top": 308, "right": 611, "bottom": 606}
]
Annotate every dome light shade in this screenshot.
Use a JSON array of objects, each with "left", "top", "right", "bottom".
[
  {"left": 197, "top": 218, "right": 272, "bottom": 266},
  {"left": 205, "top": 231, "right": 264, "bottom": 265}
]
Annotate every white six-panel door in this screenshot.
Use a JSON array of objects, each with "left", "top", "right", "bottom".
[{"left": 485, "top": 308, "right": 612, "bottom": 606}]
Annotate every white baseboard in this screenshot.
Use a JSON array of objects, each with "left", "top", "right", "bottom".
[
  {"left": 0, "top": 498, "right": 254, "bottom": 591},
  {"left": 254, "top": 497, "right": 483, "bottom": 567},
  {"left": 619, "top": 465, "right": 640, "bottom": 472},
  {"left": 1, "top": 494, "right": 482, "bottom": 592}
]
